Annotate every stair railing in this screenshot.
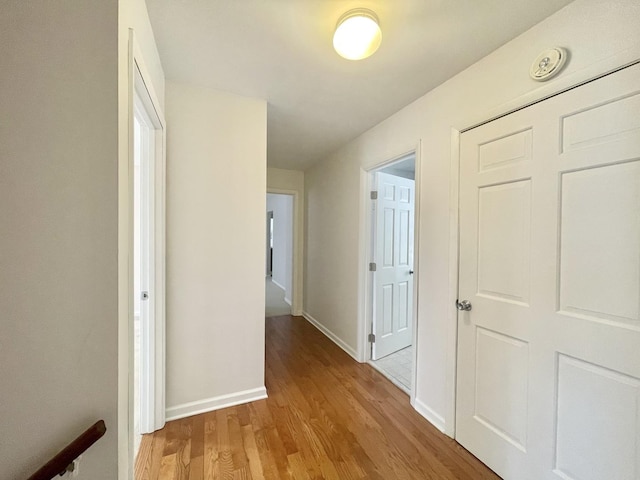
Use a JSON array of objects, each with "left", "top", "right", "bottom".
[{"left": 26, "top": 420, "right": 106, "bottom": 480}]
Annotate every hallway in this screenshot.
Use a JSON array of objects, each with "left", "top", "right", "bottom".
[{"left": 135, "top": 316, "right": 500, "bottom": 479}]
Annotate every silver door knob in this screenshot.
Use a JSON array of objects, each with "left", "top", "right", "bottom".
[{"left": 456, "top": 299, "right": 472, "bottom": 311}]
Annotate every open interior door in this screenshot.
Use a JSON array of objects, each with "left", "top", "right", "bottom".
[{"left": 371, "top": 172, "right": 415, "bottom": 360}]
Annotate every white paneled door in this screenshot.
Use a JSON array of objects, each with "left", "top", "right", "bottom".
[
  {"left": 372, "top": 172, "right": 415, "bottom": 360},
  {"left": 456, "top": 63, "right": 640, "bottom": 480}
]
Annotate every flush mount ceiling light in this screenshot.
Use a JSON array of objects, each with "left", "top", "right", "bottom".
[{"left": 333, "top": 8, "right": 382, "bottom": 60}]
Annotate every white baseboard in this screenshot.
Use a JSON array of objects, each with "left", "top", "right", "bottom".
[
  {"left": 165, "top": 386, "right": 268, "bottom": 422},
  {"left": 302, "top": 311, "right": 358, "bottom": 361},
  {"left": 272, "top": 279, "right": 286, "bottom": 291},
  {"left": 412, "top": 397, "right": 446, "bottom": 434}
]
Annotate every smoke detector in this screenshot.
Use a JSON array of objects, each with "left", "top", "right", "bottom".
[{"left": 530, "top": 47, "right": 568, "bottom": 81}]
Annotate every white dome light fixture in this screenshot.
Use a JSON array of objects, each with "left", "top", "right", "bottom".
[{"left": 333, "top": 8, "right": 382, "bottom": 60}]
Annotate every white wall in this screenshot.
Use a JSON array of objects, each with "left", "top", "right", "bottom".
[
  {"left": 0, "top": 2, "right": 119, "bottom": 479},
  {"left": 267, "top": 194, "right": 294, "bottom": 303},
  {"left": 304, "top": 0, "right": 640, "bottom": 435},
  {"left": 165, "top": 81, "right": 267, "bottom": 419},
  {"left": 267, "top": 167, "right": 304, "bottom": 193}
]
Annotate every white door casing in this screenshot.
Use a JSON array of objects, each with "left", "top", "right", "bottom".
[
  {"left": 132, "top": 44, "right": 166, "bottom": 438},
  {"left": 372, "top": 172, "right": 415, "bottom": 360},
  {"left": 456, "top": 63, "right": 640, "bottom": 479}
]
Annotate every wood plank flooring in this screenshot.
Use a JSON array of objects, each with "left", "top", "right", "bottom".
[{"left": 135, "top": 315, "right": 501, "bottom": 479}]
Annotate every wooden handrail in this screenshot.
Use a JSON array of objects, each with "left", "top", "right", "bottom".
[{"left": 26, "top": 420, "right": 106, "bottom": 480}]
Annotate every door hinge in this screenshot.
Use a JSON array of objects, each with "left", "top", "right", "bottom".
[
  {"left": 370, "top": 191, "right": 378, "bottom": 200},
  {"left": 369, "top": 262, "right": 377, "bottom": 272},
  {"left": 368, "top": 333, "right": 376, "bottom": 343}
]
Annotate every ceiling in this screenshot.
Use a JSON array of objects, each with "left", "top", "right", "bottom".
[{"left": 146, "top": 0, "right": 574, "bottom": 170}]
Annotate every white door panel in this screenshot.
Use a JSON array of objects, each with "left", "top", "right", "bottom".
[
  {"left": 457, "top": 63, "right": 640, "bottom": 479},
  {"left": 372, "top": 172, "right": 415, "bottom": 360}
]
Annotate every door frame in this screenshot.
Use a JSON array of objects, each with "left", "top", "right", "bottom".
[
  {"left": 358, "top": 147, "right": 421, "bottom": 405},
  {"left": 445, "top": 51, "right": 640, "bottom": 437},
  {"left": 266, "top": 188, "right": 303, "bottom": 316},
  {"left": 369, "top": 170, "right": 416, "bottom": 362},
  {"left": 126, "top": 30, "right": 167, "bottom": 470}
]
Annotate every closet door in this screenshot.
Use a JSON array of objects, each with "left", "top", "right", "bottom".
[{"left": 456, "top": 63, "right": 640, "bottom": 480}]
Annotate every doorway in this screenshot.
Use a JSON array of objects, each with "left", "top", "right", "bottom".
[
  {"left": 265, "top": 193, "right": 294, "bottom": 317},
  {"left": 365, "top": 153, "right": 417, "bottom": 395},
  {"left": 266, "top": 211, "right": 274, "bottom": 277},
  {"left": 132, "top": 61, "right": 166, "bottom": 459}
]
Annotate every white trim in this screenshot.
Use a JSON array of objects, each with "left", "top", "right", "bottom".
[
  {"left": 267, "top": 188, "right": 303, "bottom": 316},
  {"left": 409, "top": 141, "right": 422, "bottom": 408},
  {"left": 412, "top": 398, "right": 446, "bottom": 433},
  {"left": 356, "top": 168, "right": 372, "bottom": 362},
  {"left": 131, "top": 38, "right": 166, "bottom": 130},
  {"left": 271, "top": 278, "right": 286, "bottom": 292},
  {"left": 302, "top": 311, "right": 359, "bottom": 361},
  {"left": 132, "top": 40, "right": 167, "bottom": 434},
  {"left": 444, "top": 129, "right": 461, "bottom": 439},
  {"left": 165, "top": 387, "right": 268, "bottom": 422},
  {"left": 120, "top": 29, "right": 138, "bottom": 480}
]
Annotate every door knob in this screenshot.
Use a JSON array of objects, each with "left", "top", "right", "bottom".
[
  {"left": 456, "top": 299, "right": 472, "bottom": 311},
  {"left": 409, "top": 270, "right": 414, "bottom": 275}
]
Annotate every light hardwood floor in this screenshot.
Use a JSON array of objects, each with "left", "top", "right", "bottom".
[{"left": 135, "top": 315, "right": 500, "bottom": 479}]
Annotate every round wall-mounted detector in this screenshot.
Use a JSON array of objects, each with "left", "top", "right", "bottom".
[{"left": 529, "top": 47, "right": 568, "bottom": 81}]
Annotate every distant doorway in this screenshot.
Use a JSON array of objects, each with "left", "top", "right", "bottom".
[
  {"left": 366, "top": 153, "right": 417, "bottom": 395},
  {"left": 266, "top": 211, "right": 274, "bottom": 277},
  {"left": 265, "top": 193, "right": 293, "bottom": 317}
]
